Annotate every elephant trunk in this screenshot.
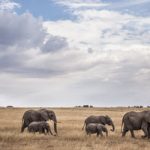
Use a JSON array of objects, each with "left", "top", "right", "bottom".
[
  {"left": 106, "top": 130, "right": 108, "bottom": 137},
  {"left": 53, "top": 116, "right": 57, "bottom": 135},
  {"left": 54, "top": 122, "right": 57, "bottom": 135},
  {"left": 110, "top": 122, "right": 115, "bottom": 132}
]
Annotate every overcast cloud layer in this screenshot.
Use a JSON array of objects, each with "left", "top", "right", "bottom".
[{"left": 0, "top": 0, "right": 150, "bottom": 107}]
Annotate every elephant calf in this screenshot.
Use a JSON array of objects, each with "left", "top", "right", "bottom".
[
  {"left": 28, "top": 121, "right": 53, "bottom": 135},
  {"left": 85, "top": 123, "right": 108, "bottom": 137},
  {"left": 82, "top": 115, "right": 115, "bottom": 132}
]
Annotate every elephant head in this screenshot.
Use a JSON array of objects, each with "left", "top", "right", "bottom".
[
  {"left": 105, "top": 115, "right": 115, "bottom": 132},
  {"left": 144, "top": 111, "right": 150, "bottom": 123},
  {"left": 48, "top": 110, "right": 57, "bottom": 134},
  {"left": 39, "top": 109, "right": 57, "bottom": 134}
]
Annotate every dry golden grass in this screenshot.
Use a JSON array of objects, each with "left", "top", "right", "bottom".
[{"left": 0, "top": 107, "right": 150, "bottom": 150}]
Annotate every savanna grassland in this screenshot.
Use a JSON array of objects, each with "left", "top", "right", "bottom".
[{"left": 0, "top": 107, "right": 150, "bottom": 150}]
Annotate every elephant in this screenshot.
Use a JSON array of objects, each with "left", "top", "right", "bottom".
[
  {"left": 21, "top": 109, "right": 57, "bottom": 135},
  {"left": 85, "top": 123, "right": 108, "bottom": 137},
  {"left": 28, "top": 121, "right": 53, "bottom": 135},
  {"left": 82, "top": 115, "right": 115, "bottom": 132},
  {"left": 121, "top": 110, "right": 150, "bottom": 138},
  {"left": 147, "top": 122, "right": 150, "bottom": 139}
]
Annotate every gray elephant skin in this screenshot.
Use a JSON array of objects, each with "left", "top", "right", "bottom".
[
  {"left": 28, "top": 121, "right": 53, "bottom": 135},
  {"left": 121, "top": 111, "right": 150, "bottom": 138},
  {"left": 82, "top": 115, "right": 115, "bottom": 132},
  {"left": 21, "top": 109, "right": 57, "bottom": 135},
  {"left": 86, "top": 123, "right": 108, "bottom": 137}
]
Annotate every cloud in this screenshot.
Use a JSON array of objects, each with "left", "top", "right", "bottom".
[
  {"left": 54, "top": 0, "right": 150, "bottom": 17},
  {"left": 41, "top": 35, "right": 68, "bottom": 53},
  {"left": 53, "top": 0, "right": 108, "bottom": 9},
  {"left": 0, "top": 12, "right": 45, "bottom": 48},
  {"left": 114, "top": 0, "right": 150, "bottom": 8},
  {"left": 43, "top": 8, "right": 150, "bottom": 85},
  {"left": 0, "top": 12, "right": 69, "bottom": 77},
  {"left": 0, "top": 0, "right": 21, "bottom": 12}
]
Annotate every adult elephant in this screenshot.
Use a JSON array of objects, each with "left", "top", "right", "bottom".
[
  {"left": 21, "top": 109, "right": 57, "bottom": 135},
  {"left": 82, "top": 115, "right": 115, "bottom": 132},
  {"left": 121, "top": 110, "right": 150, "bottom": 138}
]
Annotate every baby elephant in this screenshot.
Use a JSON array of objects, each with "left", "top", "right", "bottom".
[
  {"left": 28, "top": 121, "right": 53, "bottom": 135},
  {"left": 86, "top": 123, "right": 108, "bottom": 137}
]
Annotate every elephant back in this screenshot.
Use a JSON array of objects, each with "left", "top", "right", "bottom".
[
  {"left": 23, "top": 110, "right": 43, "bottom": 124},
  {"left": 86, "top": 116, "right": 103, "bottom": 124}
]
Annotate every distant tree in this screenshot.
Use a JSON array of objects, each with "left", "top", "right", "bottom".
[
  {"left": 6, "top": 106, "right": 14, "bottom": 108},
  {"left": 75, "top": 106, "right": 81, "bottom": 108},
  {"left": 83, "top": 105, "right": 89, "bottom": 108}
]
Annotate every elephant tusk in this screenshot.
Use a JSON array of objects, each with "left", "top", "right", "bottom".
[
  {"left": 53, "top": 121, "right": 61, "bottom": 123},
  {"left": 57, "top": 121, "right": 61, "bottom": 123}
]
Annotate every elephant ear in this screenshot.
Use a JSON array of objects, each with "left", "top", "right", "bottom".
[
  {"left": 39, "top": 112, "right": 49, "bottom": 121},
  {"left": 100, "top": 116, "right": 107, "bottom": 125},
  {"left": 145, "top": 112, "right": 150, "bottom": 123},
  {"left": 105, "top": 115, "right": 109, "bottom": 119},
  {"left": 105, "top": 115, "right": 110, "bottom": 121}
]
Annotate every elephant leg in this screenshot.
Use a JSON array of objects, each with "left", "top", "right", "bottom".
[
  {"left": 39, "top": 128, "right": 43, "bottom": 134},
  {"left": 98, "top": 131, "right": 103, "bottom": 137},
  {"left": 96, "top": 132, "right": 99, "bottom": 137},
  {"left": 43, "top": 128, "right": 47, "bottom": 135},
  {"left": 21, "top": 125, "right": 25, "bottom": 133},
  {"left": 44, "top": 129, "right": 47, "bottom": 135},
  {"left": 141, "top": 121, "right": 148, "bottom": 138},
  {"left": 42, "top": 127, "right": 47, "bottom": 135},
  {"left": 49, "top": 128, "right": 53, "bottom": 136},
  {"left": 148, "top": 130, "right": 150, "bottom": 139},
  {"left": 122, "top": 128, "right": 128, "bottom": 137},
  {"left": 148, "top": 124, "right": 150, "bottom": 139},
  {"left": 30, "top": 128, "right": 35, "bottom": 134},
  {"left": 46, "top": 127, "right": 52, "bottom": 135},
  {"left": 130, "top": 130, "right": 136, "bottom": 138},
  {"left": 21, "top": 123, "right": 28, "bottom": 133},
  {"left": 105, "top": 131, "right": 108, "bottom": 137}
]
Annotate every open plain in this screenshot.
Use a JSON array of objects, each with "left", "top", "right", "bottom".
[{"left": 0, "top": 107, "right": 150, "bottom": 150}]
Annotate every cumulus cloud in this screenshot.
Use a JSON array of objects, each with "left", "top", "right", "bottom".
[
  {"left": 43, "top": 4, "right": 150, "bottom": 106},
  {"left": 0, "top": 12, "right": 68, "bottom": 77},
  {"left": 0, "top": 12, "right": 45, "bottom": 48},
  {"left": 0, "top": 0, "right": 20, "bottom": 12},
  {"left": 41, "top": 35, "right": 68, "bottom": 53}
]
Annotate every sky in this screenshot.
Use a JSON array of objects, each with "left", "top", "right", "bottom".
[{"left": 0, "top": 0, "right": 150, "bottom": 107}]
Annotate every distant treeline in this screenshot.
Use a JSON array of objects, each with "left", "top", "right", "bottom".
[
  {"left": 75, "top": 105, "right": 150, "bottom": 108},
  {"left": 0, "top": 105, "right": 150, "bottom": 109},
  {"left": 75, "top": 105, "right": 94, "bottom": 108}
]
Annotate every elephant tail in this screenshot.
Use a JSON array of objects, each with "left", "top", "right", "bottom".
[
  {"left": 121, "top": 117, "right": 124, "bottom": 133},
  {"left": 21, "top": 117, "right": 25, "bottom": 133},
  {"left": 22, "top": 115, "right": 25, "bottom": 124},
  {"left": 82, "top": 122, "right": 86, "bottom": 130}
]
